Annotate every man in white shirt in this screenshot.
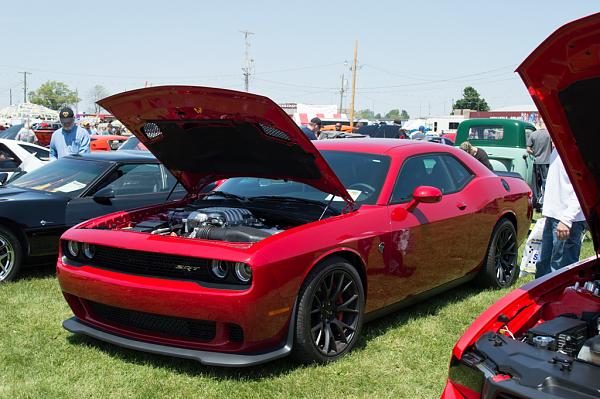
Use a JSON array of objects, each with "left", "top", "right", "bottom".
[{"left": 535, "top": 149, "right": 587, "bottom": 278}]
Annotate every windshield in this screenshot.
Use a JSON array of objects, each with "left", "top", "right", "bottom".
[
  {"left": 216, "top": 151, "right": 390, "bottom": 206},
  {"left": 0, "top": 124, "right": 23, "bottom": 140},
  {"left": 9, "top": 158, "right": 110, "bottom": 196}
]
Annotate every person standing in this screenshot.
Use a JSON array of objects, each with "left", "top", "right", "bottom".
[
  {"left": 81, "top": 121, "right": 96, "bottom": 135},
  {"left": 15, "top": 122, "right": 38, "bottom": 143},
  {"left": 49, "top": 107, "right": 91, "bottom": 160},
  {"left": 459, "top": 141, "right": 494, "bottom": 171},
  {"left": 535, "top": 149, "right": 586, "bottom": 278},
  {"left": 301, "top": 117, "right": 321, "bottom": 141},
  {"left": 527, "top": 122, "right": 552, "bottom": 209}
]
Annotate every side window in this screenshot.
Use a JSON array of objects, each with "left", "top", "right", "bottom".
[
  {"left": 19, "top": 144, "right": 50, "bottom": 161},
  {"left": 441, "top": 155, "right": 474, "bottom": 191},
  {"left": 163, "top": 166, "right": 186, "bottom": 192},
  {"left": 0, "top": 143, "right": 20, "bottom": 169},
  {"left": 91, "top": 163, "right": 167, "bottom": 196},
  {"left": 391, "top": 154, "right": 456, "bottom": 203}
]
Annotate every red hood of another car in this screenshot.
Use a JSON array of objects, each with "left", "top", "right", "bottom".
[
  {"left": 97, "top": 86, "right": 353, "bottom": 204},
  {"left": 517, "top": 12, "right": 600, "bottom": 252}
]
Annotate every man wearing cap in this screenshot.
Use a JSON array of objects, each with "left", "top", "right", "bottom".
[
  {"left": 49, "top": 107, "right": 91, "bottom": 160},
  {"left": 301, "top": 117, "right": 321, "bottom": 140},
  {"left": 81, "top": 121, "right": 96, "bottom": 135}
]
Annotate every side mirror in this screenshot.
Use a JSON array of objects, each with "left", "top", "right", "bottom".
[
  {"left": 408, "top": 185, "right": 442, "bottom": 211},
  {"left": 0, "top": 172, "right": 7, "bottom": 185},
  {"left": 93, "top": 186, "right": 115, "bottom": 204}
]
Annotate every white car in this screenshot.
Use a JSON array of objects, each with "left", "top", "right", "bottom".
[{"left": 0, "top": 138, "right": 50, "bottom": 182}]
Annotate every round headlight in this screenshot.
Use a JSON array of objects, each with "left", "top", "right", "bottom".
[
  {"left": 210, "top": 260, "right": 229, "bottom": 279},
  {"left": 82, "top": 243, "right": 95, "bottom": 259},
  {"left": 234, "top": 262, "right": 252, "bottom": 283},
  {"left": 67, "top": 241, "right": 79, "bottom": 258}
]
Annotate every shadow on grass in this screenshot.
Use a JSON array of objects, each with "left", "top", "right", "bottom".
[
  {"left": 17, "top": 261, "right": 56, "bottom": 281},
  {"left": 66, "top": 281, "right": 484, "bottom": 381}
]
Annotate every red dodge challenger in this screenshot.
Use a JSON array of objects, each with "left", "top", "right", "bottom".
[
  {"left": 441, "top": 13, "right": 600, "bottom": 399},
  {"left": 56, "top": 85, "right": 531, "bottom": 366}
]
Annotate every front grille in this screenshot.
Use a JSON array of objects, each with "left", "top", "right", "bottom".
[
  {"left": 91, "top": 246, "right": 210, "bottom": 281},
  {"left": 87, "top": 300, "right": 216, "bottom": 342}
]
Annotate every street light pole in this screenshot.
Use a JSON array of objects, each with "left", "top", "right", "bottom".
[{"left": 349, "top": 40, "right": 358, "bottom": 128}]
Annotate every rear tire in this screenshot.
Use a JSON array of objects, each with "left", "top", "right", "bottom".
[
  {"left": 293, "top": 256, "right": 364, "bottom": 364},
  {"left": 0, "top": 226, "right": 22, "bottom": 282},
  {"left": 477, "top": 219, "right": 519, "bottom": 288}
]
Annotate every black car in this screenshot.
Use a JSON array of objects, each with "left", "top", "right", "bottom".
[
  {"left": 0, "top": 151, "right": 186, "bottom": 281},
  {"left": 356, "top": 124, "right": 407, "bottom": 139}
]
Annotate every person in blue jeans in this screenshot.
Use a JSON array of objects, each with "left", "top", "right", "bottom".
[{"left": 535, "top": 149, "right": 587, "bottom": 278}]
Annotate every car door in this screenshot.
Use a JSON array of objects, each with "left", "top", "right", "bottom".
[
  {"left": 381, "top": 152, "right": 479, "bottom": 306},
  {"left": 65, "top": 163, "right": 184, "bottom": 226}
]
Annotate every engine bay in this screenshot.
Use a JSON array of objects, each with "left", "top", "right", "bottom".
[
  {"left": 116, "top": 204, "right": 296, "bottom": 243},
  {"left": 521, "top": 279, "right": 600, "bottom": 366}
]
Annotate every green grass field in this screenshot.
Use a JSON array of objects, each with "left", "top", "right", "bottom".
[{"left": 0, "top": 237, "right": 595, "bottom": 399}]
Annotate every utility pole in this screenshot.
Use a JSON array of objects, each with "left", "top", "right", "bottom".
[
  {"left": 240, "top": 30, "right": 254, "bottom": 92},
  {"left": 349, "top": 40, "right": 358, "bottom": 128},
  {"left": 19, "top": 71, "right": 32, "bottom": 103},
  {"left": 338, "top": 74, "right": 345, "bottom": 114}
]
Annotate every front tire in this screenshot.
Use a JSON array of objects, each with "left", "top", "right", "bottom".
[
  {"left": 293, "top": 256, "right": 364, "bottom": 364},
  {"left": 477, "top": 219, "right": 518, "bottom": 288},
  {"left": 0, "top": 226, "right": 22, "bottom": 282}
]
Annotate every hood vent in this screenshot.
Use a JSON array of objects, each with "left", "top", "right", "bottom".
[
  {"left": 142, "top": 122, "right": 163, "bottom": 140},
  {"left": 260, "top": 124, "right": 290, "bottom": 141}
]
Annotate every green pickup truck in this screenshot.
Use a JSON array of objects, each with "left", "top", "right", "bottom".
[{"left": 454, "top": 118, "right": 539, "bottom": 202}]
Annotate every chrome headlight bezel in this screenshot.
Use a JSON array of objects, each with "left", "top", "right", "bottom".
[
  {"left": 66, "top": 241, "right": 80, "bottom": 258},
  {"left": 234, "top": 262, "right": 252, "bottom": 283}
]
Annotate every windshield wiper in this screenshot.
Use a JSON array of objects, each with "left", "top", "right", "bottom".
[{"left": 204, "top": 190, "right": 249, "bottom": 202}]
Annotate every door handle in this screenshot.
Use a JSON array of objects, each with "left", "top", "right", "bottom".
[{"left": 456, "top": 202, "right": 467, "bottom": 210}]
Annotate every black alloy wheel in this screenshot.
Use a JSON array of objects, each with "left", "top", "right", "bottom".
[
  {"left": 0, "top": 226, "right": 22, "bottom": 282},
  {"left": 478, "top": 219, "right": 518, "bottom": 288},
  {"left": 294, "top": 257, "right": 364, "bottom": 363}
]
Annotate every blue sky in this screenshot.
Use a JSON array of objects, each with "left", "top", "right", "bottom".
[{"left": 1, "top": 1, "right": 598, "bottom": 117}]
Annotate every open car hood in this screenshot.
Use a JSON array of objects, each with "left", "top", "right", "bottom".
[
  {"left": 98, "top": 86, "right": 354, "bottom": 204},
  {"left": 517, "top": 12, "right": 600, "bottom": 251}
]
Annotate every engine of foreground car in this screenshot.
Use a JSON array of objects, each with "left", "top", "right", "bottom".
[
  {"left": 464, "top": 274, "right": 600, "bottom": 397},
  {"left": 105, "top": 200, "right": 330, "bottom": 243}
]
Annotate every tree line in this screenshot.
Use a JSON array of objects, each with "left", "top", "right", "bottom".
[{"left": 27, "top": 80, "right": 490, "bottom": 116}]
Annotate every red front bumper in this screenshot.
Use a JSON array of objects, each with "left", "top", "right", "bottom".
[{"left": 57, "top": 256, "right": 295, "bottom": 363}]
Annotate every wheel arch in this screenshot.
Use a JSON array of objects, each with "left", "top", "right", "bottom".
[
  {"left": 310, "top": 248, "right": 368, "bottom": 301},
  {"left": 497, "top": 211, "right": 518, "bottom": 234},
  {"left": 0, "top": 218, "right": 28, "bottom": 256}
]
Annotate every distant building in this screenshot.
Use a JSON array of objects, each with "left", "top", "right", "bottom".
[{"left": 469, "top": 105, "right": 540, "bottom": 124}]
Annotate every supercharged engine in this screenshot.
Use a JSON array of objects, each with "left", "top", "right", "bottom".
[{"left": 126, "top": 206, "right": 283, "bottom": 243}]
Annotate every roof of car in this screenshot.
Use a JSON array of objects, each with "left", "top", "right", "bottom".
[
  {"left": 313, "top": 138, "right": 433, "bottom": 154},
  {"left": 64, "top": 150, "right": 157, "bottom": 163}
]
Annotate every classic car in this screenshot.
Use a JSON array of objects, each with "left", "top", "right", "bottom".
[
  {"left": 441, "top": 13, "right": 600, "bottom": 399},
  {"left": 56, "top": 86, "right": 532, "bottom": 367},
  {"left": 89, "top": 134, "right": 128, "bottom": 151},
  {"left": 454, "top": 119, "right": 538, "bottom": 204},
  {"left": 0, "top": 138, "right": 49, "bottom": 182},
  {"left": 0, "top": 151, "right": 185, "bottom": 282}
]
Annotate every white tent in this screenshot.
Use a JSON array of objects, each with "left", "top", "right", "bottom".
[{"left": 0, "top": 103, "right": 58, "bottom": 126}]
